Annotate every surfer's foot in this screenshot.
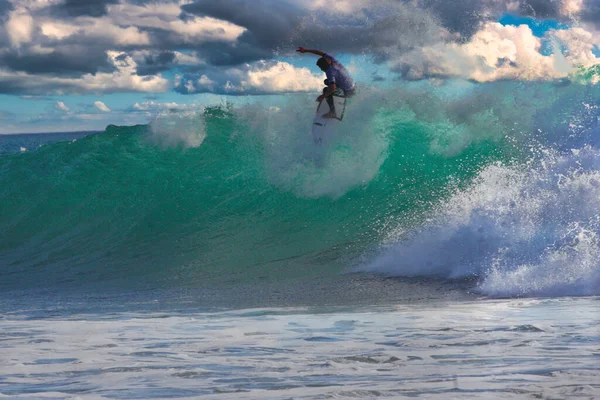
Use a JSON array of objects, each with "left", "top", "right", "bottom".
[{"left": 322, "top": 111, "right": 336, "bottom": 118}]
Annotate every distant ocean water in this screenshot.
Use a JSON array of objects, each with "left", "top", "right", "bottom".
[{"left": 1, "top": 83, "right": 599, "bottom": 398}]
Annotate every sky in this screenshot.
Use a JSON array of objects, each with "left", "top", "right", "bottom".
[{"left": 0, "top": 0, "right": 599, "bottom": 134}]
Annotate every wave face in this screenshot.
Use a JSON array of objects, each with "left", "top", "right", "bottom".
[{"left": 1, "top": 83, "right": 599, "bottom": 298}]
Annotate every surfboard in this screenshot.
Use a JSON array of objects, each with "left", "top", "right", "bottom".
[{"left": 311, "top": 94, "right": 347, "bottom": 144}]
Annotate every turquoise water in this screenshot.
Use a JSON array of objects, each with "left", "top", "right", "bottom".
[{"left": 1, "top": 83, "right": 599, "bottom": 302}]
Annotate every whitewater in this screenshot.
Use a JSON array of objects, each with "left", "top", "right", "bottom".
[{"left": 1, "top": 81, "right": 599, "bottom": 398}]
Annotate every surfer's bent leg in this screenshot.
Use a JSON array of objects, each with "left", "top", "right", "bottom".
[{"left": 323, "top": 87, "right": 335, "bottom": 113}]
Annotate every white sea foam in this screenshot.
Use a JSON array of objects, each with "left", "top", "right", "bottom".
[
  {"left": 147, "top": 109, "right": 207, "bottom": 149},
  {"left": 0, "top": 298, "right": 598, "bottom": 399},
  {"left": 234, "top": 88, "right": 394, "bottom": 198},
  {"left": 363, "top": 145, "right": 600, "bottom": 297}
]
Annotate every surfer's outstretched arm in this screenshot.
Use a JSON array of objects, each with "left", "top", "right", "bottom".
[{"left": 296, "top": 47, "right": 325, "bottom": 56}]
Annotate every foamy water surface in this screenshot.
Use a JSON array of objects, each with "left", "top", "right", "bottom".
[{"left": 1, "top": 297, "right": 598, "bottom": 399}]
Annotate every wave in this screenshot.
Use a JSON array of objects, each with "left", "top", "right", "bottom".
[{"left": 1, "top": 82, "right": 598, "bottom": 299}]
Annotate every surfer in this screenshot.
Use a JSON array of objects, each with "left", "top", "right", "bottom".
[{"left": 297, "top": 47, "right": 356, "bottom": 118}]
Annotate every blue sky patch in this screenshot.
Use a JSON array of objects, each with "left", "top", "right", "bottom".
[{"left": 499, "top": 14, "right": 569, "bottom": 37}]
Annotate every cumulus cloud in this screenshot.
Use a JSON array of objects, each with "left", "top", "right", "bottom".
[
  {"left": 6, "top": 8, "right": 34, "bottom": 47},
  {"left": 554, "top": 26, "right": 600, "bottom": 64},
  {"left": 392, "top": 22, "right": 600, "bottom": 82},
  {"left": 242, "top": 61, "right": 323, "bottom": 92},
  {"left": 54, "top": 101, "right": 70, "bottom": 112},
  {"left": 110, "top": 2, "right": 246, "bottom": 43},
  {"left": 0, "top": 51, "right": 169, "bottom": 95},
  {"left": 562, "top": 0, "right": 584, "bottom": 16},
  {"left": 174, "top": 60, "right": 322, "bottom": 94},
  {"left": 94, "top": 100, "right": 110, "bottom": 112}
]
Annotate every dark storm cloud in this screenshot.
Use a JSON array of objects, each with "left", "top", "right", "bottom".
[
  {"left": 511, "top": 0, "right": 559, "bottom": 18},
  {"left": 135, "top": 51, "right": 176, "bottom": 75},
  {"left": 2, "top": 49, "right": 112, "bottom": 76},
  {"left": 181, "top": 0, "right": 306, "bottom": 65},
  {"left": 182, "top": 0, "right": 445, "bottom": 67},
  {"left": 190, "top": 41, "right": 270, "bottom": 66},
  {"left": 181, "top": 0, "right": 505, "bottom": 57},
  {"left": 420, "top": 0, "right": 492, "bottom": 38},
  {"left": 0, "top": 79, "right": 40, "bottom": 95},
  {"left": 0, "top": 0, "right": 13, "bottom": 20},
  {"left": 181, "top": 0, "right": 302, "bottom": 49},
  {"left": 579, "top": 0, "right": 600, "bottom": 25},
  {"left": 51, "top": 0, "right": 120, "bottom": 18}
]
